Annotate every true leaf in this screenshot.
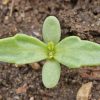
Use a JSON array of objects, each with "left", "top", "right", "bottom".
[
  {"left": 54, "top": 36, "right": 100, "bottom": 68},
  {"left": 0, "top": 34, "right": 47, "bottom": 64},
  {"left": 42, "top": 16, "right": 61, "bottom": 44},
  {"left": 42, "top": 60, "right": 61, "bottom": 88}
]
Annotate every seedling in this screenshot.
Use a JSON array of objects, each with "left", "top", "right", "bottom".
[{"left": 0, "top": 16, "right": 100, "bottom": 88}]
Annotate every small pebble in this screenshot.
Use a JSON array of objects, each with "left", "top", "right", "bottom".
[
  {"left": 5, "top": 16, "right": 9, "bottom": 20},
  {"left": 14, "top": 96, "right": 20, "bottom": 100},
  {"left": 0, "top": 95, "right": 2, "bottom": 100},
  {"left": 7, "top": 97, "right": 13, "bottom": 100},
  {"left": 30, "top": 97, "right": 34, "bottom": 100},
  {"left": 16, "top": 83, "right": 28, "bottom": 94},
  {"left": 2, "top": 0, "right": 9, "bottom": 5},
  {"left": 30, "top": 63, "right": 40, "bottom": 70},
  {"left": 4, "top": 16, "right": 9, "bottom": 24},
  {"left": 16, "top": 16, "right": 22, "bottom": 23}
]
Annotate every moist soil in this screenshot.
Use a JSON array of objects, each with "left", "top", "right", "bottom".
[{"left": 0, "top": 0, "right": 100, "bottom": 100}]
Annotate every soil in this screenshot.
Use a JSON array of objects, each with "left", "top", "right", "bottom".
[{"left": 0, "top": 0, "right": 100, "bottom": 100}]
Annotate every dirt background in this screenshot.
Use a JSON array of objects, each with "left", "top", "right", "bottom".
[{"left": 0, "top": 0, "right": 100, "bottom": 100}]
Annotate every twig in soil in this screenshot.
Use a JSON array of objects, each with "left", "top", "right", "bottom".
[
  {"left": 9, "top": 0, "right": 15, "bottom": 17},
  {"left": 79, "top": 68, "right": 100, "bottom": 80},
  {"left": 32, "top": 93, "right": 53, "bottom": 98}
]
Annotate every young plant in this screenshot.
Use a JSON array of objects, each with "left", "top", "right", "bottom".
[{"left": 0, "top": 16, "right": 100, "bottom": 88}]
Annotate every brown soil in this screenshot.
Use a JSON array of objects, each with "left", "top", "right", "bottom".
[{"left": 0, "top": 0, "right": 100, "bottom": 100}]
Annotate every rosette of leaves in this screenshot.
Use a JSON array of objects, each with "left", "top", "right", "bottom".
[{"left": 0, "top": 16, "right": 100, "bottom": 88}]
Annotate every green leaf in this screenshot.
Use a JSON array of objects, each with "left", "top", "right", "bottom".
[
  {"left": 54, "top": 36, "right": 100, "bottom": 68},
  {"left": 42, "top": 60, "right": 61, "bottom": 88},
  {"left": 42, "top": 16, "right": 61, "bottom": 44},
  {"left": 0, "top": 34, "right": 47, "bottom": 64}
]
